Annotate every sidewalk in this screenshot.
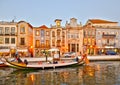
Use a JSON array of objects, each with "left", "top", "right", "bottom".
[
  {"left": 87, "top": 55, "right": 120, "bottom": 61},
  {"left": 18, "top": 55, "right": 120, "bottom": 62}
]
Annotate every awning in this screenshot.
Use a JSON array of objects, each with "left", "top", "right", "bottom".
[
  {"left": 17, "top": 49, "right": 28, "bottom": 52},
  {"left": 48, "top": 48, "right": 59, "bottom": 51},
  {"left": 105, "top": 46, "right": 114, "bottom": 48},
  {"left": 0, "top": 49, "right": 10, "bottom": 52}
]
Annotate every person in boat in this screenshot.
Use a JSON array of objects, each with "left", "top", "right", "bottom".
[
  {"left": 76, "top": 56, "right": 79, "bottom": 62},
  {"left": 81, "top": 53, "right": 89, "bottom": 64},
  {"left": 24, "top": 59, "right": 28, "bottom": 65},
  {"left": 16, "top": 56, "right": 23, "bottom": 63}
]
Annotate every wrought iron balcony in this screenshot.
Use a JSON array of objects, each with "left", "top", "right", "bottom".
[
  {"left": 102, "top": 43, "right": 116, "bottom": 46},
  {"left": 102, "top": 34, "right": 116, "bottom": 38}
]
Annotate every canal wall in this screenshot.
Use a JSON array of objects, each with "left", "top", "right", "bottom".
[{"left": 18, "top": 55, "right": 120, "bottom": 62}]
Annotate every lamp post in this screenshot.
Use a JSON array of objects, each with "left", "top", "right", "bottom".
[{"left": 43, "top": 49, "right": 48, "bottom": 62}]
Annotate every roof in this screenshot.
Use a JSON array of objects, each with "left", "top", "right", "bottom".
[
  {"left": 54, "top": 19, "right": 62, "bottom": 22},
  {"left": 88, "top": 19, "right": 118, "bottom": 24},
  {"left": 17, "top": 20, "right": 33, "bottom": 28},
  {"left": 39, "top": 25, "right": 48, "bottom": 28}
]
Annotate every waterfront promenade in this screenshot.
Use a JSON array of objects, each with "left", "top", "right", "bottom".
[{"left": 18, "top": 55, "right": 120, "bottom": 62}]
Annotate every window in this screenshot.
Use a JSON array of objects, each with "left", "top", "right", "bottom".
[
  {"left": 72, "top": 44, "right": 75, "bottom": 52},
  {"left": 20, "top": 38, "right": 25, "bottom": 45},
  {"left": 52, "top": 40, "right": 55, "bottom": 46},
  {"left": 0, "top": 37, "right": 3, "bottom": 44},
  {"left": 5, "top": 27, "right": 9, "bottom": 34},
  {"left": 35, "top": 40, "right": 40, "bottom": 47},
  {"left": 84, "top": 38, "right": 87, "bottom": 45},
  {"left": 57, "top": 29, "right": 61, "bottom": 37},
  {"left": 107, "top": 39, "right": 109, "bottom": 44},
  {"left": 88, "top": 38, "right": 91, "bottom": 45},
  {"left": 46, "top": 31, "right": 49, "bottom": 36},
  {"left": 20, "top": 27, "right": 25, "bottom": 33},
  {"left": 0, "top": 27, "right": 3, "bottom": 34},
  {"left": 11, "top": 38, "right": 15, "bottom": 44},
  {"left": 41, "top": 30, "right": 45, "bottom": 43},
  {"left": 36, "top": 30, "right": 39, "bottom": 36},
  {"left": 52, "top": 31, "right": 55, "bottom": 37},
  {"left": 5, "top": 38, "right": 9, "bottom": 44},
  {"left": 46, "top": 40, "right": 49, "bottom": 47},
  {"left": 77, "top": 44, "right": 79, "bottom": 52},
  {"left": 11, "top": 27, "right": 15, "bottom": 34}
]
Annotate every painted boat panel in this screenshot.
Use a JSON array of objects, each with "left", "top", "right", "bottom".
[{"left": 5, "top": 58, "right": 84, "bottom": 69}]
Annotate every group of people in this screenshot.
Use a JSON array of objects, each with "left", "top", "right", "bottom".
[{"left": 14, "top": 52, "right": 28, "bottom": 65}]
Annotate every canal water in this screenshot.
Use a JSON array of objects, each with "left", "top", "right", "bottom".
[{"left": 0, "top": 61, "right": 120, "bottom": 85}]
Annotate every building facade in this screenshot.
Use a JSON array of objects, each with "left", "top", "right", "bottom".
[
  {"left": 86, "top": 19, "right": 120, "bottom": 55},
  {"left": 96, "top": 26, "right": 120, "bottom": 55},
  {"left": 0, "top": 21, "right": 17, "bottom": 57},
  {"left": 0, "top": 18, "right": 120, "bottom": 57},
  {"left": 83, "top": 24, "right": 96, "bottom": 55},
  {"left": 17, "top": 21, "right": 33, "bottom": 57},
  {"left": 50, "top": 19, "right": 66, "bottom": 56},
  {"left": 65, "top": 18, "right": 83, "bottom": 56},
  {"left": 33, "top": 25, "right": 51, "bottom": 57}
]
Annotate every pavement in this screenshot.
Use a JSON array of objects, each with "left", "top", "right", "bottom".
[{"left": 18, "top": 55, "right": 120, "bottom": 62}]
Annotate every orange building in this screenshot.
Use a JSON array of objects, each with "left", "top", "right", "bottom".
[
  {"left": 17, "top": 21, "right": 33, "bottom": 57},
  {"left": 33, "top": 25, "right": 51, "bottom": 57}
]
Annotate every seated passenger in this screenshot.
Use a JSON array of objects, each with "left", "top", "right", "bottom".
[{"left": 24, "top": 59, "right": 28, "bottom": 65}]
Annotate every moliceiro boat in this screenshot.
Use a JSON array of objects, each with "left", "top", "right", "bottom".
[{"left": 4, "top": 58, "right": 84, "bottom": 70}]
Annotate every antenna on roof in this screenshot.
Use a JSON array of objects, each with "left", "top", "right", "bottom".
[{"left": 12, "top": 16, "right": 16, "bottom": 22}]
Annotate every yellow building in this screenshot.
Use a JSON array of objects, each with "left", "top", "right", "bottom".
[
  {"left": 50, "top": 19, "right": 66, "bottom": 56},
  {"left": 83, "top": 24, "right": 96, "bottom": 55}
]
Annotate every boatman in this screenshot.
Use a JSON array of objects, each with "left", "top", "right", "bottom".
[
  {"left": 16, "top": 56, "right": 23, "bottom": 63},
  {"left": 81, "top": 53, "right": 89, "bottom": 64}
]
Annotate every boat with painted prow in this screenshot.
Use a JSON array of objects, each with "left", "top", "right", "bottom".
[{"left": 4, "top": 58, "right": 84, "bottom": 70}]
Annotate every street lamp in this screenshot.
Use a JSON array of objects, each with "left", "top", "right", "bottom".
[{"left": 43, "top": 49, "right": 48, "bottom": 62}]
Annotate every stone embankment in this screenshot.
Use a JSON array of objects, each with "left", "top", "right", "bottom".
[{"left": 19, "top": 55, "right": 120, "bottom": 62}]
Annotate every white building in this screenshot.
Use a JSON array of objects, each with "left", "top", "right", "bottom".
[
  {"left": 65, "top": 18, "right": 83, "bottom": 55},
  {"left": 86, "top": 19, "right": 120, "bottom": 54},
  {"left": 0, "top": 21, "right": 17, "bottom": 57}
]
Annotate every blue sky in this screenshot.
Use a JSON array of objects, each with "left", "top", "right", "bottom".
[{"left": 0, "top": 0, "right": 120, "bottom": 27}]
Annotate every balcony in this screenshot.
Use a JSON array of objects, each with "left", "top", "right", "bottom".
[
  {"left": 11, "top": 33, "right": 17, "bottom": 36},
  {"left": 102, "top": 34, "right": 116, "bottom": 38},
  {"left": 0, "top": 34, "right": 4, "bottom": 36},
  {"left": 5, "top": 33, "right": 10, "bottom": 36},
  {"left": 0, "top": 32, "right": 17, "bottom": 36},
  {"left": 102, "top": 43, "right": 116, "bottom": 47}
]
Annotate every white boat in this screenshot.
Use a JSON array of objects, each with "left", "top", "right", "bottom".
[{"left": 4, "top": 58, "right": 84, "bottom": 70}]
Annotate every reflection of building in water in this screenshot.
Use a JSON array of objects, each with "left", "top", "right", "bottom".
[
  {"left": 105, "top": 65, "right": 116, "bottom": 85},
  {"left": 94, "top": 64, "right": 117, "bottom": 85},
  {"left": 0, "top": 68, "right": 14, "bottom": 84},
  {"left": 82, "top": 65, "right": 96, "bottom": 85}
]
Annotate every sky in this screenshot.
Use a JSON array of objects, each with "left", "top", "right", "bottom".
[{"left": 0, "top": 0, "right": 120, "bottom": 27}]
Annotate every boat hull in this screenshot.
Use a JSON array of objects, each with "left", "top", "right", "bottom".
[{"left": 5, "top": 58, "right": 84, "bottom": 70}]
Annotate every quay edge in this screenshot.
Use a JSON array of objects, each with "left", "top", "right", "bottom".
[{"left": 8, "top": 55, "right": 120, "bottom": 62}]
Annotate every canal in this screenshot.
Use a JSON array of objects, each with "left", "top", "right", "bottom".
[{"left": 0, "top": 61, "right": 120, "bottom": 85}]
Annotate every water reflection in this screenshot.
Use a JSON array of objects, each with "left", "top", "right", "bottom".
[{"left": 0, "top": 61, "right": 120, "bottom": 85}]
